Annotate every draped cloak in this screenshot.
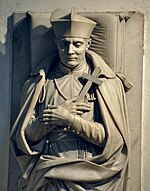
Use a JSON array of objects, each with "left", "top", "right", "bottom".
[{"left": 10, "top": 50, "right": 130, "bottom": 191}]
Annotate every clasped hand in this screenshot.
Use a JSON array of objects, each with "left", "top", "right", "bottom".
[{"left": 38, "top": 99, "right": 91, "bottom": 126}]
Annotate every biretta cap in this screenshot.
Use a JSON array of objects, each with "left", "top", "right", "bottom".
[{"left": 50, "top": 8, "right": 97, "bottom": 38}]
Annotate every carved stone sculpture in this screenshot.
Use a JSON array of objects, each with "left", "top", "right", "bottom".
[{"left": 10, "top": 8, "right": 130, "bottom": 191}]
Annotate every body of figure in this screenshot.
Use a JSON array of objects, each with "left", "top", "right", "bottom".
[{"left": 10, "top": 8, "right": 129, "bottom": 191}]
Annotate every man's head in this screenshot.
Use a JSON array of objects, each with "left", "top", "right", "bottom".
[
  {"left": 55, "top": 37, "right": 91, "bottom": 68},
  {"left": 50, "top": 8, "right": 96, "bottom": 69}
]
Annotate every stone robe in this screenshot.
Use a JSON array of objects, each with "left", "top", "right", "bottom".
[{"left": 10, "top": 50, "right": 130, "bottom": 191}]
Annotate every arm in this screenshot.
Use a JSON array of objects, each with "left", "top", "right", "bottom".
[
  {"left": 25, "top": 108, "right": 58, "bottom": 143},
  {"left": 42, "top": 104, "right": 105, "bottom": 146},
  {"left": 25, "top": 111, "right": 48, "bottom": 143},
  {"left": 25, "top": 100, "right": 105, "bottom": 145},
  {"left": 61, "top": 99, "right": 106, "bottom": 146},
  {"left": 69, "top": 115, "right": 105, "bottom": 146}
]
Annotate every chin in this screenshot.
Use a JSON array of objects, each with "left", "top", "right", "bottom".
[{"left": 63, "top": 61, "right": 79, "bottom": 68}]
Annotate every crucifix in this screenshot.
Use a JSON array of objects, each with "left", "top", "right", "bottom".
[{"left": 76, "top": 67, "right": 103, "bottom": 103}]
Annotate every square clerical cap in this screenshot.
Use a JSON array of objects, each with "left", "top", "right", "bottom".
[{"left": 50, "top": 8, "right": 97, "bottom": 38}]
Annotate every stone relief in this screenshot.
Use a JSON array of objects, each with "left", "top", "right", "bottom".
[{"left": 10, "top": 8, "right": 131, "bottom": 191}]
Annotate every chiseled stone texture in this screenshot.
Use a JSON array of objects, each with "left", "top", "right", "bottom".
[{"left": 0, "top": 0, "right": 150, "bottom": 191}]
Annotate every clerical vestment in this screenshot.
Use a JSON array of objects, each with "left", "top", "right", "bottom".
[{"left": 10, "top": 50, "right": 130, "bottom": 191}]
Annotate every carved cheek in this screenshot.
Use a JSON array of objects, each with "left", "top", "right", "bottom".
[{"left": 76, "top": 48, "right": 86, "bottom": 56}]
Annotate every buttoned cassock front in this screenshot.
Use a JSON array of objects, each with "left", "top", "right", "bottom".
[{"left": 10, "top": 50, "right": 130, "bottom": 191}]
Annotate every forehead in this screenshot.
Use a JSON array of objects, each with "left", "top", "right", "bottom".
[{"left": 56, "top": 37, "right": 86, "bottom": 43}]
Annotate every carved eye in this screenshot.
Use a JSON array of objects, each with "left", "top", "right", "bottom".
[{"left": 74, "top": 42, "right": 83, "bottom": 48}]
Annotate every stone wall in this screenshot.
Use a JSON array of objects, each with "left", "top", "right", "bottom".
[{"left": 0, "top": 1, "right": 150, "bottom": 190}]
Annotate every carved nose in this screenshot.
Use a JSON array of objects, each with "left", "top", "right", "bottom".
[{"left": 68, "top": 44, "right": 74, "bottom": 54}]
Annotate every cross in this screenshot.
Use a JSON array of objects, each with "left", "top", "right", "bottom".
[{"left": 76, "top": 67, "right": 103, "bottom": 102}]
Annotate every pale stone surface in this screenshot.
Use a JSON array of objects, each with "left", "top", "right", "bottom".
[
  {"left": 9, "top": 10, "right": 130, "bottom": 190},
  {"left": 9, "top": 11, "right": 143, "bottom": 191},
  {"left": 0, "top": 1, "right": 150, "bottom": 191},
  {"left": 124, "top": 13, "right": 144, "bottom": 190}
]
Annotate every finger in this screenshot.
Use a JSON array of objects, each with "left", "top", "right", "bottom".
[
  {"left": 76, "top": 111, "right": 84, "bottom": 115},
  {"left": 43, "top": 109, "right": 53, "bottom": 114},
  {"left": 72, "top": 111, "right": 83, "bottom": 115},
  {"left": 40, "top": 119, "right": 50, "bottom": 123},
  {"left": 40, "top": 116, "right": 58, "bottom": 123},
  {"left": 41, "top": 119, "right": 58, "bottom": 126},
  {"left": 49, "top": 105, "right": 57, "bottom": 109},
  {"left": 71, "top": 105, "right": 91, "bottom": 111},
  {"left": 40, "top": 119, "right": 51, "bottom": 125},
  {"left": 76, "top": 102, "right": 91, "bottom": 108},
  {"left": 39, "top": 117, "right": 51, "bottom": 121},
  {"left": 40, "top": 121, "right": 52, "bottom": 125},
  {"left": 38, "top": 114, "right": 51, "bottom": 119},
  {"left": 71, "top": 109, "right": 83, "bottom": 114},
  {"left": 61, "top": 97, "right": 77, "bottom": 106},
  {"left": 76, "top": 106, "right": 92, "bottom": 111}
]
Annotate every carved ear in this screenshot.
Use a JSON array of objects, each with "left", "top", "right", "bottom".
[{"left": 86, "top": 38, "right": 92, "bottom": 50}]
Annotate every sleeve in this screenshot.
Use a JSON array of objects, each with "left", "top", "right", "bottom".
[
  {"left": 70, "top": 115, "right": 105, "bottom": 146},
  {"left": 25, "top": 110, "right": 48, "bottom": 143},
  {"left": 18, "top": 76, "right": 47, "bottom": 143}
]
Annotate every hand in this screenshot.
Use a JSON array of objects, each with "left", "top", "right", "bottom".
[
  {"left": 38, "top": 106, "right": 74, "bottom": 127},
  {"left": 60, "top": 99, "right": 92, "bottom": 115}
]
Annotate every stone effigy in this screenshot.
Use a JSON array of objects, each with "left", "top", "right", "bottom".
[{"left": 10, "top": 8, "right": 130, "bottom": 191}]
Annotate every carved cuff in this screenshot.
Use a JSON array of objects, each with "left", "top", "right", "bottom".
[{"left": 69, "top": 115, "right": 105, "bottom": 145}]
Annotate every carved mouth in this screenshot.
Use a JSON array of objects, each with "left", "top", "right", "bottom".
[{"left": 66, "top": 57, "right": 77, "bottom": 61}]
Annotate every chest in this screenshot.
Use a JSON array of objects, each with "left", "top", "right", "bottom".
[{"left": 38, "top": 74, "right": 97, "bottom": 121}]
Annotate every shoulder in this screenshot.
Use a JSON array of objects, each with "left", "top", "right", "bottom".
[{"left": 86, "top": 50, "right": 132, "bottom": 92}]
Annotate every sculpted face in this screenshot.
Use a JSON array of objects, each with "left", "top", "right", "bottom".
[{"left": 55, "top": 37, "right": 91, "bottom": 69}]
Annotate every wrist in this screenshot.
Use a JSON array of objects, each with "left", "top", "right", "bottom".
[{"left": 68, "top": 114, "right": 75, "bottom": 127}]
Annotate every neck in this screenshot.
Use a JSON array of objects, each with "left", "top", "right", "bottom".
[{"left": 58, "top": 59, "right": 88, "bottom": 75}]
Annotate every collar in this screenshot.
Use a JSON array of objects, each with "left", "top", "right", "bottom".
[
  {"left": 57, "top": 60, "right": 88, "bottom": 76},
  {"left": 29, "top": 50, "right": 116, "bottom": 79}
]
